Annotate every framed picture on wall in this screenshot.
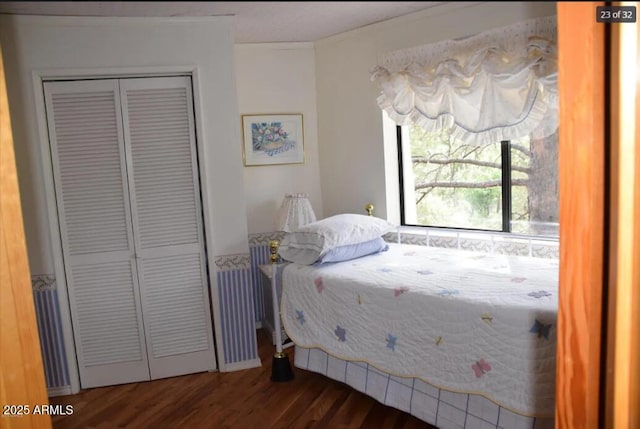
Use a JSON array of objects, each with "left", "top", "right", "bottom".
[{"left": 241, "top": 113, "right": 304, "bottom": 166}]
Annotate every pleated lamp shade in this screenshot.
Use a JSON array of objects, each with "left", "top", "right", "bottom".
[{"left": 276, "top": 193, "right": 316, "bottom": 232}]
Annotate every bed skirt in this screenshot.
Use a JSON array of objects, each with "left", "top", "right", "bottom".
[{"left": 294, "top": 346, "right": 555, "bottom": 429}]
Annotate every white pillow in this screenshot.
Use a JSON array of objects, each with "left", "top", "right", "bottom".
[
  {"left": 317, "top": 236, "right": 389, "bottom": 264},
  {"left": 278, "top": 213, "right": 397, "bottom": 265}
]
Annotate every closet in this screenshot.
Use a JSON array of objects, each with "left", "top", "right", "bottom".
[{"left": 43, "top": 76, "right": 216, "bottom": 388}]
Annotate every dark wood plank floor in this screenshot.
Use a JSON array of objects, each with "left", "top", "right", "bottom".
[{"left": 50, "top": 329, "right": 436, "bottom": 429}]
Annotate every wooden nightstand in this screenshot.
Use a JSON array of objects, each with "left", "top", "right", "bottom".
[{"left": 259, "top": 263, "right": 293, "bottom": 349}]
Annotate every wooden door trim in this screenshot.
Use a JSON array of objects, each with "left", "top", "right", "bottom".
[
  {"left": 556, "top": 3, "right": 606, "bottom": 428},
  {"left": 1, "top": 42, "right": 52, "bottom": 429}
]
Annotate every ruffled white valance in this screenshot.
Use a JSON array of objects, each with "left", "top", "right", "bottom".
[{"left": 371, "top": 16, "right": 557, "bottom": 146}]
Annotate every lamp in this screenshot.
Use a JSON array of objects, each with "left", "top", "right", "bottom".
[
  {"left": 276, "top": 193, "right": 316, "bottom": 232},
  {"left": 270, "top": 193, "right": 315, "bottom": 383}
]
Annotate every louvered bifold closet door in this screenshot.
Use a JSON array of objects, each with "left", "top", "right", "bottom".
[
  {"left": 120, "top": 76, "right": 216, "bottom": 379},
  {"left": 43, "top": 80, "right": 150, "bottom": 388}
]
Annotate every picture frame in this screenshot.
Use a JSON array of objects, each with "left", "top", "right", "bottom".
[{"left": 241, "top": 113, "right": 304, "bottom": 166}]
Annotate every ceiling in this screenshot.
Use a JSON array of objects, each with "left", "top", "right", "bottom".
[{"left": 0, "top": 1, "right": 448, "bottom": 43}]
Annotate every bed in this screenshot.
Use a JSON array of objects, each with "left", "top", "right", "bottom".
[{"left": 272, "top": 214, "right": 558, "bottom": 429}]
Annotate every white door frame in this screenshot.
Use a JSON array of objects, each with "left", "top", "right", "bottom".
[{"left": 32, "top": 65, "right": 227, "bottom": 394}]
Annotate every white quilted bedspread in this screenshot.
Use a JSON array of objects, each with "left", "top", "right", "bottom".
[{"left": 280, "top": 243, "right": 559, "bottom": 417}]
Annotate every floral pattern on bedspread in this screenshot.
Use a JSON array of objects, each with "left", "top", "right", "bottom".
[{"left": 280, "top": 243, "right": 559, "bottom": 417}]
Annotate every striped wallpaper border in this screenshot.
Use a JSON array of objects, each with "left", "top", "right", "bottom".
[
  {"left": 249, "top": 244, "right": 271, "bottom": 324},
  {"left": 248, "top": 231, "right": 284, "bottom": 247},
  {"left": 31, "top": 277, "right": 70, "bottom": 389},
  {"left": 32, "top": 274, "right": 56, "bottom": 292},
  {"left": 216, "top": 266, "right": 258, "bottom": 365},
  {"left": 214, "top": 253, "right": 251, "bottom": 271}
]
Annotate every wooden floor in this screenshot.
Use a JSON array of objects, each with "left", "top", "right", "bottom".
[{"left": 50, "top": 330, "right": 436, "bottom": 429}]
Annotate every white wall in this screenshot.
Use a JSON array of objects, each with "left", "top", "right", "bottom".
[
  {"left": 235, "top": 43, "right": 323, "bottom": 233},
  {"left": 315, "top": 1, "right": 557, "bottom": 219},
  {"left": 0, "top": 15, "right": 250, "bottom": 274}
]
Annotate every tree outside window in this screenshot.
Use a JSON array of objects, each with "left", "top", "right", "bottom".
[{"left": 399, "top": 125, "right": 558, "bottom": 237}]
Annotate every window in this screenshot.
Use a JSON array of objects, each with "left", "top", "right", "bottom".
[{"left": 398, "top": 124, "right": 559, "bottom": 237}]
